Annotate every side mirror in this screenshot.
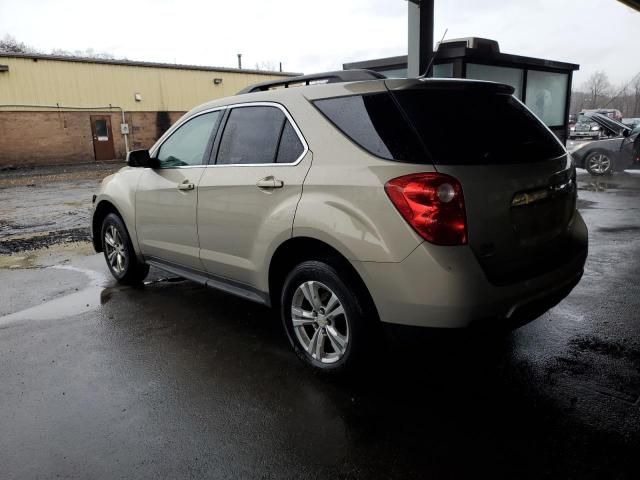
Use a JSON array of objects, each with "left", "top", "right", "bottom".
[{"left": 126, "top": 149, "right": 160, "bottom": 168}]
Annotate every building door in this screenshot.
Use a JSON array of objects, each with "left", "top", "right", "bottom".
[{"left": 90, "top": 115, "right": 115, "bottom": 160}]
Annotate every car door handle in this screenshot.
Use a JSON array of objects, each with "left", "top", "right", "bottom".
[
  {"left": 256, "top": 176, "right": 284, "bottom": 189},
  {"left": 177, "top": 181, "right": 195, "bottom": 191}
]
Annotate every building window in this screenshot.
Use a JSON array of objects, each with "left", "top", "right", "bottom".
[
  {"left": 466, "top": 63, "right": 524, "bottom": 99},
  {"left": 525, "top": 70, "right": 569, "bottom": 127},
  {"left": 95, "top": 120, "right": 109, "bottom": 141},
  {"left": 433, "top": 63, "right": 454, "bottom": 78}
]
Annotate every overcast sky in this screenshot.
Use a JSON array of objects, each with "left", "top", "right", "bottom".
[{"left": 1, "top": 0, "right": 638, "bottom": 87}]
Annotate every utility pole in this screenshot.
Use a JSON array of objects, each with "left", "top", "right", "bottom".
[
  {"left": 407, "top": 0, "right": 434, "bottom": 77},
  {"left": 237, "top": 53, "right": 242, "bottom": 69}
]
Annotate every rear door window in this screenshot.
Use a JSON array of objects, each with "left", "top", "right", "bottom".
[{"left": 217, "top": 106, "right": 285, "bottom": 165}]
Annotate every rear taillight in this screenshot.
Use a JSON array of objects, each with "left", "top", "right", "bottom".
[{"left": 384, "top": 173, "right": 467, "bottom": 246}]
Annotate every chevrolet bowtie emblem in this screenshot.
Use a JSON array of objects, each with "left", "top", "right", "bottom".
[{"left": 511, "top": 189, "right": 550, "bottom": 207}]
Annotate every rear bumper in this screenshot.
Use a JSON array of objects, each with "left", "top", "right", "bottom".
[{"left": 353, "top": 213, "right": 588, "bottom": 329}]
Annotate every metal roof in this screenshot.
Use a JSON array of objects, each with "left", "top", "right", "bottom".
[
  {"left": 345, "top": 49, "right": 579, "bottom": 74},
  {"left": 0, "top": 52, "right": 301, "bottom": 77}
]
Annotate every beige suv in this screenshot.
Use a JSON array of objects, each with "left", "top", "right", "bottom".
[{"left": 91, "top": 71, "right": 588, "bottom": 373}]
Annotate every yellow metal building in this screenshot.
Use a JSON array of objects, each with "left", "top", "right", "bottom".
[{"left": 0, "top": 53, "right": 298, "bottom": 165}]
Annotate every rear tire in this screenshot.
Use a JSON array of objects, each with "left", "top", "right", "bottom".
[
  {"left": 280, "top": 260, "right": 374, "bottom": 374},
  {"left": 101, "top": 213, "right": 149, "bottom": 284}
]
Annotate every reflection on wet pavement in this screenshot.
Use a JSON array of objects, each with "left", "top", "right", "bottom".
[
  {"left": 0, "top": 265, "right": 108, "bottom": 325},
  {"left": 0, "top": 171, "right": 639, "bottom": 478}
]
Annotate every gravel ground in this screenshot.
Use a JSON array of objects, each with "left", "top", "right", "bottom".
[
  {"left": 0, "top": 162, "right": 121, "bottom": 188},
  {"left": 0, "top": 163, "right": 121, "bottom": 254}
]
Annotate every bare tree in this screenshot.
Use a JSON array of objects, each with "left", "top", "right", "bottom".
[
  {"left": 51, "top": 47, "right": 115, "bottom": 59},
  {"left": 570, "top": 90, "right": 588, "bottom": 114},
  {"left": 254, "top": 60, "right": 278, "bottom": 71},
  {"left": 582, "top": 71, "right": 611, "bottom": 109},
  {"left": 0, "top": 34, "right": 36, "bottom": 53},
  {"left": 633, "top": 76, "right": 640, "bottom": 117}
]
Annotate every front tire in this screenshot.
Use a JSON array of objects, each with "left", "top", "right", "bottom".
[
  {"left": 281, "top": 260, "right": 372, "bottom": 374},
  {"left": 101, "top": 213, "right": 149, "bottom": 284},
  {"left": 585, "top": 151, "right": 613, "bottom": 176}
]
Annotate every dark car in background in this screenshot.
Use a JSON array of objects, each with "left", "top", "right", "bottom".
[
  {"left": 569, "top": 113, "right": 577, "bottom": 129},
  {"left": 571, "top": 113, "right": 637, "bottom": 175},
  {"left": 569, "top": 109, "right": 624, "bottom": 140},
  {"left": 570, "top": 114, "right": 603, "bottom": 140}
]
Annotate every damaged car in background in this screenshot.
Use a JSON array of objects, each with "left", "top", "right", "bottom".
[{"left": 569, "top": 113, "right": 638, "bottom": 176}]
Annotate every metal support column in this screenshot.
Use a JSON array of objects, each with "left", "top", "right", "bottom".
[{"left": 407, "top": 0, "right": 434, "bottom": 77}]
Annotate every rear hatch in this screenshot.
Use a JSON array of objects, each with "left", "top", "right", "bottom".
[{"left": 387, "top": 79, "right": 580, "bottom": 285}]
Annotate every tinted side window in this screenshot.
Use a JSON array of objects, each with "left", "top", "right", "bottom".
[
  {"left": 313, "top": 94, "right": 426, "bottom": 162},
  {"left": 157, "top": 111, "right": 220, "bottom": 167},
  {"left": 276, "top": 120, "right": 305, "bottom": 163},
  {"left": 217, "top": 106, "right": 285, "bottom": 165}
]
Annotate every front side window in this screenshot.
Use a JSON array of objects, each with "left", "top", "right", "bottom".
[
  {"left": 157, "top": 111, "right": 220, "bottom": 167},
  {"left": 217, "top": 106, "right": 288, "bottom": 165}
]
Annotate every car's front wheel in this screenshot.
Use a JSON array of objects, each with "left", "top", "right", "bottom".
[
  {"left": 585, "top": 151, "right": 613, "bottom": 176},
  {"left": 101, "top": 213, "right": 149, "bottom": 284},
  {"left": 281, "top": 260, "right": 372, "bottom": 374}
]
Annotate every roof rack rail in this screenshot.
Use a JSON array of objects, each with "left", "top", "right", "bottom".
[{"left": 237, "top": 69, "right": 386, "bottom": 94}]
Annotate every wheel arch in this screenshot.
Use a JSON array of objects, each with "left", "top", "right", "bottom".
[
  {"left": 267, "top": 236, "right": 379, "bottom": 321},
  {"left": 92, "top": 200, "right": 124, "bottom": 252}
]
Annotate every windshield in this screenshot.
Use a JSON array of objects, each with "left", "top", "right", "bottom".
[{"left": 576, "top": 114, "right": 595, "bottom": 124}]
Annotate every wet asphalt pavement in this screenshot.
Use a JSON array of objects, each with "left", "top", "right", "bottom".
[{"left": 1, "top": 171, "right": 640, "bottom": 479}]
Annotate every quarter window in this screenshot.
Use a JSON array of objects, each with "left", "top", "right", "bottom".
[
  {"left": 276, "top": 120, "right": 305, "bottom": 163},
  {"left": 157, "top": 111, "right": 220, "bottom": 167},
  {"left": 217, "top": 106, "right": 301, "bottom": 165},
  {"left": 313, "top": 94, "right": 425, "bottom": 162}
]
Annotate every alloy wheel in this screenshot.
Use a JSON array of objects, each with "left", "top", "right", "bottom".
[
  {"left": 291, "top": 281, "right": 349, "bottom": 364},
  {"left": 588, "top": 153, "right": 611, "bottom": 174},
  {"left": 104, "top": 225, "right": 127, "bottom": 275}
]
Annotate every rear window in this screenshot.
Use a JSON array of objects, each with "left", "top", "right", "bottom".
[
  {"left": 313, "top": 88, "right": 565, "bottom": 165},
  {"left": 393, "top": 89, "right": 565, "bottom": 165}
]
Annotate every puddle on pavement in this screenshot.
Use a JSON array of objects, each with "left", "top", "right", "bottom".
[
  {"left": 598, "top": 225, "right": 640, "bottom": 234},
  {"left": 578, "top": 181, "right": 621, "bottom": 192},
  {"left": 576, "top": 199, "right": 597, "bottom": 210},
  {"left": 0, "top": 242, "right": 94, "bottom": 269},
  {"left": 0, "top": 264, "right": 109, "bottom": 326},
  {"left": 144, "top": 276, "right": 185, "bottom": 285}
]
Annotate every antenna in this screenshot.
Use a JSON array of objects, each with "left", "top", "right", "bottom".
[{"left": 422, "top": 28, "right": 448, "bottom": 78}]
